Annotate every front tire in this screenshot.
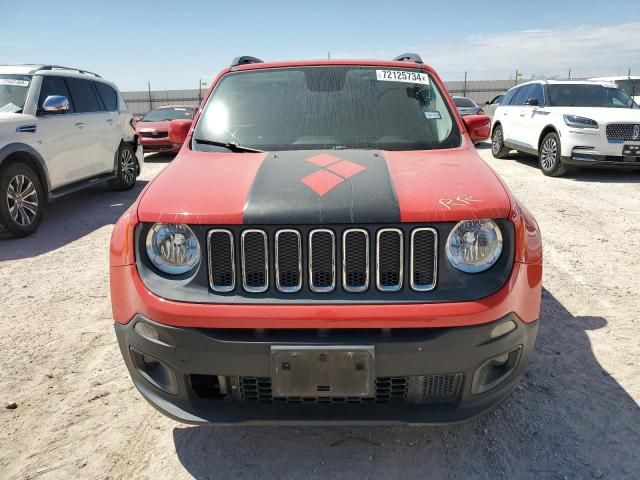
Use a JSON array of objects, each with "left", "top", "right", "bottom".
[
  {"left": 109, "top": 144, "right": 138, "bottom": 191},
  {"left": 491, "top": 125, "right": 510, "bottom": 159},
  {"left": 0, "top": 162, "right": 45, "bottom": 238},
  {"left": 539, "top": 132, "right": 568, "bottom": 177}
]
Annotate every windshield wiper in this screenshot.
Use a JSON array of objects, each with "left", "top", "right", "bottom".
[{"left": 194, "top": 138, "right": 263, "bottom": 153}]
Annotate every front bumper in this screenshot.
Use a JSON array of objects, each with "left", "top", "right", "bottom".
[
  {"left": 115, "top": 313, "right": 538, "bottom": 425},
  {"left": 562, "top": 129, "right": 640, "bottom": 169},
  {"left": 138, "top": 136, "right": 178, "bottom": 153}
]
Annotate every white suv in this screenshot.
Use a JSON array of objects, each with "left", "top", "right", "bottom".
[
  {"left": 490, "top": 80, "right": 640, "bottom": 177},
  {"left": 0, "top": 65, "right": 143, "bottom": 238}
]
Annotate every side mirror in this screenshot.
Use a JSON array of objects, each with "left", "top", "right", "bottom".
[
  {"left": 485, "top": 101, "right": 490, "bottom": 105},
  {"left": 42, "top": 95, "right": 69, "bottom": 113},
  {"left": 462, "top": 114, "right": 491, "bottom": 143},
  {"left": 524, "top": 98, "right": 539, "bottom": 106},
  {"left": 133, "top": 116, "right": 143, "bottom": 123},
  {"left": 169, "top": 119, "right": 193, "bottom": 148}
]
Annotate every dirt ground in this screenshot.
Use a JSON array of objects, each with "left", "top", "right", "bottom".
[{"left": 1, "top": 148, "right": 639, "bottom": 480}]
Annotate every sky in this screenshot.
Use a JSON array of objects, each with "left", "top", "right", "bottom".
[{"left": 1, "top": 0, "right": 639, "bottom": 91}]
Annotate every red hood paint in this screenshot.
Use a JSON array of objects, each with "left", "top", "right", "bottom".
[
  {"left": 136, "top": 120, "right": 170, "bottom": 133},
  {"left": 136, "top": 145, "right": 511, "bottom": 224}
]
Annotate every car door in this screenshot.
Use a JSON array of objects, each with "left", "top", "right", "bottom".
[
  {"left": 65, "top": 77, "right": 113, "bottom": 177},
  {"left": 507, "top": 84, "right": 534, "bottom": 150},
  {"left": 93, "top": 81, "right": 124, "bottom": 173},
  {"left": 518, "top": 84, "right": 548, "bottom": 151},
  {"left": 35, "top": 75, "right": 96, "bottom": 189},
  {"left": 494, "top": 86, "right": 523, "bottom": 146}
]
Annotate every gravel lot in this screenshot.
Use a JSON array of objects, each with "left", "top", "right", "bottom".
[{"left": 1, "top": 148, "right": 639, "bottom": 479}]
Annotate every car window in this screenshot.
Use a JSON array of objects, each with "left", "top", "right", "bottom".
[
  {"left": 453, "top": 97, "right": 476, "bottom": 108},
  {"left": 501, "top": 88, "right": 518, "bottom": 105},
  {"left": 511, "top": 85, "right": 534, "bottom": 106},
  {"left": 141, "top": 107, "right": 196, "bottom": 122},
  {"left": 547, "top": 84, "right": 637, "bottom": 108},
  {"left": 0, "top": 74, "right": 32, "bottom": 113},
  {"left": 491, "top": 95, "right": 504, "bottom": 105},
  {"left": 38, "top": 76, "right": 75, "bottom": 113},
  {"left": 65, "top": 77, "right": 104, "bottom": 113},
  {"left": 528, "top": 84, "right": 544, "bottom": 106},
  {"left": 193, "top": 66, "right": 461, "bottom": 152},
  {"left": 94, "top": 82, "right": 118, "bottom": 111}
]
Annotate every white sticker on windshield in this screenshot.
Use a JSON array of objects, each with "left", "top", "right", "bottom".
[
  {"left": 0, "top": 103, "right": 21, "bottom": 113},
  {"left": 424, "top": 111, "right": 442, "bottom": 120},
  {"left": 0, "top": 79, "right": 30, "bottom": 87},
  {"left": 376, "top": 70, "right": 430, "bottom": 85}
]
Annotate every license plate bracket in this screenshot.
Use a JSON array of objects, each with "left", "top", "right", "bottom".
[{"left": 270, "top": 346, "right": 375, "bottom": 398}]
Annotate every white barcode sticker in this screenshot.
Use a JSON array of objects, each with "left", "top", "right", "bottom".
[
  {"left": 376, "top": 70, "right": 429, "bottom": 85},
  {"left": 0, "top": 79, "right": 29, "bottom": 87}
]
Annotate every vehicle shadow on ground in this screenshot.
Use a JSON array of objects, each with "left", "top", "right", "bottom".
[
  {"left": 0, "top": 180, "right": 148, "bottom": 261},
  {"left": 172, "top": 289, "right": 640, "bottom": 479},
  {"left": 144, "top": 152, "right": 176, "bottom": 163},
  {"left": 507, "top": 152, "right": 640, "bottom": 184}
]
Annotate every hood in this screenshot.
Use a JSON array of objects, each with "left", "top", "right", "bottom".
[
  {"left": 0, "top": 112, "right": 33, "bottom": 126},
  {"left": 135, "top": 120, "right": 170, "bottom": 133},
  {"left": 137, "top": 147, "right": 512, "bottom": 225},
  {"left": 554, "top": 107, "right": 640, "bottom": 122}
]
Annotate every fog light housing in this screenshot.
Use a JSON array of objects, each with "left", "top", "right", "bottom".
[
  {"left": 130, "top": 347, "right": 178, "bottom": 394},
  {"left": 490, "top": 320, "right": 516, "bottom": 339},
  {"left": 134, "top": 321, "right": 159, "bottom": 341},
  {"left": 471, "top": 346, "right": 522, "bottom": 395}
]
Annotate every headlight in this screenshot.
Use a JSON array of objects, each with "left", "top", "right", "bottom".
[
  {"left": 145, "top": 223, "right": 201, "bottom": 275},
  {"left": 563, "top": 115, "right": 598, "bottom": 129},
  {"left": 446, "top": 219, "right": 503, "bottom": 273}
]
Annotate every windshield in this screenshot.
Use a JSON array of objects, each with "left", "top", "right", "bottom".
[
  {"left": 453, "top": 97, "right": 476, "bottom": 108},
  {"left": 142, "top": 107, "right": 196, "bottom": 122},
  {"left": 547, "top": 84, "right": 637, "bottom": 108},
  {"left": 0, "top": 74, "right": 31, "bottom": 113},
  {"left": 193, "top": 66, "right": 460, "bottom": 152},
  {"left": 615, "top": 79, "right": 640, "bottom": 98}
]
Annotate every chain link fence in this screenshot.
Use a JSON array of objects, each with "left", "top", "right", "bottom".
[{"left": 122, "top": 80, "right": 519, "bottom": 116}]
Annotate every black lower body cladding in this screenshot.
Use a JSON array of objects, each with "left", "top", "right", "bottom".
[{"left": 114, "top": 314, "right": 538, "bottom": 425}]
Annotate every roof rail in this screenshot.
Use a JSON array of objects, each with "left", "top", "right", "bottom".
[
  {"left": 29, "top": 65, "right": 102, "bottom": 78},
  {"left": 230, "top": 56, "right": 264, "bottom": 68},
  {"left": 393, "top": 53, "right": 423, "bottom": 64}
]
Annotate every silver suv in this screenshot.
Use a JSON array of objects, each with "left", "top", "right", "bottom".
[{"left": 0, "top": 64, "right": 142, "bottom": 238}]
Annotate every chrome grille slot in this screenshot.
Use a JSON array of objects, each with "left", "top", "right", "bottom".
[
  {"left": 309, "top": 229, "right": 336, "bottom": 292},
  {"left": 241, "top": 230, "right": 268, "bottom": 292},
  {"left": 410, "top": 228, "right": 437, "bottom": 291},
  {"left": 376, "top": 228, "right": 403, "bottom": 291},
  {"left": 343, "top": 229, "right": 369, "bottom": 292},
  {"left": 207, "top": 229, "right": 235, "bottom": 292},
  {"left": 275, "top": 230, "right": 302, "bottom": 292}
]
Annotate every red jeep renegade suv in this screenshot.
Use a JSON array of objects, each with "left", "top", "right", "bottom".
[{"left": 110, "top": 54, "right": 542, "bottom": 424}]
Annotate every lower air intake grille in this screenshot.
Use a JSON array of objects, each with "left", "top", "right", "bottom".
[{"left": 231, "top": 374, "right": 462, "bottom": 405}]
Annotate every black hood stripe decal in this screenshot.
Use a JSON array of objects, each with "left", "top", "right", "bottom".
[{"left": 243, "top": 150, "right": 400, "bottom": 224}]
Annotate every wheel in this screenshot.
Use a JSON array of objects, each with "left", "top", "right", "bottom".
[
  {"left": 109, "top": 143, "right": 138, "bottom": 191},
  {"left": 491, "top": 125, "right": 510, "bottom": 159},
  {"left": 539, "top": 132, "right": 569, "bottom": 177},
  {"left": 0, "top": 162, "right": 45, "bottom": 238}
]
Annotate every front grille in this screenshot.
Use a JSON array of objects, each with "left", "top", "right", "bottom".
[
  {"left": 606, "top": 123, "right": 640, "bottom": 141},
  {"left": 207, "top": 226, "right": 438, "bottom": 295},
  {"left": 139, "top": 131, "right": 168, "bottom": 138},
  {"left": 239, "top": 376, "right": 409, "bottom": 404},
  {"left": 230, "top": 374, "right": 461, "bottom": 405}
]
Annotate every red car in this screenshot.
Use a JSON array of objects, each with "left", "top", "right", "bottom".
[
  {"left": 135, "top": 105, "right": 197, "bottom": 153},
  {"left": 110, "top": 54, "right": 542, "bottom": 425}
]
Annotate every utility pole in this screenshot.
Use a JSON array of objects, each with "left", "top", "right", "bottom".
[
  {"left": 629, "top": 68, "right": 632, "bottom": 77},
  {"left": 568, "top": 68, "right": 572, "bottom": 79},
  {"left": 199, "top": 79, "right": 202, "bottom": 103},
  {"left": 463, "top": 71, "right": 467, "bottom": 97},
  {"left": 147, "top": 81, "right": 152, "bottom": 112},
  {"left": 328, "top": 52, "right": 331, "bottom": 60},
  {"left": 514, "top": 69, "right": 521, "bottom": 86}
]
